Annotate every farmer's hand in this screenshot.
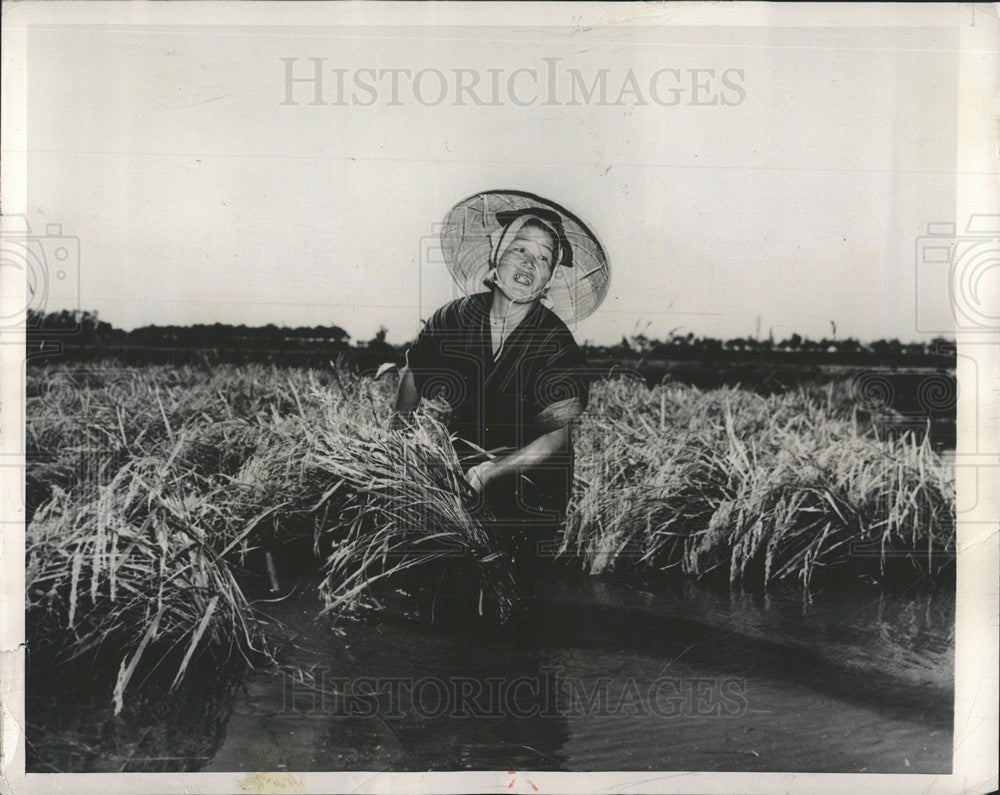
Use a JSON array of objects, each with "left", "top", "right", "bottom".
[{"left": 465, "top": 461, "right": 498, "bottom": 495}]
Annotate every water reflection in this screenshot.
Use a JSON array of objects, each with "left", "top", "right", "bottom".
[
  {"left": 374, "top": 620, "right": 572, "bottom": 770},
  {"left": 26, "top": 651, "right": 242, "bottom": 773},
  {"left": 28, "top": 573, "right": 955, "bottom": 774}
]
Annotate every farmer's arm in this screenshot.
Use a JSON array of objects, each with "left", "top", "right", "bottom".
[
  {"left": 392, "top": 306, "right": 448, "bottom": 430},
  {"left": 389, "top": 365, "right": 420, "bottom": 430},
  {"left": 466, "top": 397, "right": 581, "bottom": 492}
]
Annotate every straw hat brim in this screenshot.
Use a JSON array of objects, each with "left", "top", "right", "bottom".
[{"left": 440, "top": 190, "right": 610, "bottom": 324}]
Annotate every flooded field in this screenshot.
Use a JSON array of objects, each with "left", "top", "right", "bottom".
[
  {"left": 200, "top": 575, "right": 952, "bottom": 774},
  {"left": 27, "top": 573, "right": 953, "bottom": 773}
]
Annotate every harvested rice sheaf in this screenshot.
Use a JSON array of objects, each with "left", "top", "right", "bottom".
[
  {"left": 307, "top": 409, "right": 520, "bottom": 622},
  {"left": 565, "top": 379, "right": 956, "bottom": 588},
  {"left": 25, "top": 456, "right": 268, "bottom": 714}
]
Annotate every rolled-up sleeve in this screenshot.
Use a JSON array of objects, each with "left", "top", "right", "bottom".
[{"left": 528, "top": 335, "right": 589, "bottom": 432}]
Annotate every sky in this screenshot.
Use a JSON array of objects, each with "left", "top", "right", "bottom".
[{"left": 12, "top": 14, "right": 967, "bottom": 346}]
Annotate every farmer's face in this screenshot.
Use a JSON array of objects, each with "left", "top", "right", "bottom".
[{"left": 495, "top": 225, "right": 556, "bottom": 302}]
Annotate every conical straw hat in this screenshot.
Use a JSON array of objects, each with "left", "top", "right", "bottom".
[{"left": 440, "top": 190, "right": 610, "bottom": 324}]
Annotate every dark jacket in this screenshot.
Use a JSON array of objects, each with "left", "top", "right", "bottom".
[{"left": 406, "top": 292, "right": 589, "bottom": 523}]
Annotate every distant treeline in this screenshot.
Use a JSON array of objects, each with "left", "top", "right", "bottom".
[{"left": 26, "top": 310, "right": 955, "bottom": 375}]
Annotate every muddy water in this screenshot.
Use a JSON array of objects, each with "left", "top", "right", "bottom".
[{"left": 205, "top": 576, "right": 953, "bottom": 773}]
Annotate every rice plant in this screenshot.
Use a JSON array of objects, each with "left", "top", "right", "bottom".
[
  {"left": 563, "top": 377, "right": 955, "bottom": 589},
  {"left": 305, "top": 406, "right": 519, "bottom": 622},
  {"left": 26, "top": 454, "right": 268, "bottom": 714},
  {"left": 24, "top": 361, "right": 956, "bottom": 712}
]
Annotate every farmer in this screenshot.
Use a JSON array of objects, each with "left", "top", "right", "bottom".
[{"left": 390, "top": 191, "right": 609, "bottom": 612}]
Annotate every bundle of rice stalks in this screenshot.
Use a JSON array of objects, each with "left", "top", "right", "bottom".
[
  {"left": 729, "top": 397, "right": 949, "bottom": 584},
  {"left": 563, "top": 378, "right": 724, "bottom": 570},
  {"left": 26, "top": 452, "right": 270, "bottom": 714},
  {"left": 566, "top": 378, "right": 956, "bottom": 591},
  {"left": 308, "top": 410, "right": 519, "bottom": 622},
  {"left": 174, "top": 419, "right": 270, "bottom": 480}
]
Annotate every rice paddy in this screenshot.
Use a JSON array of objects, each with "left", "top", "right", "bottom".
[
  {"left": 564, "top": 376, "right": 954, "bottom": 589},
  {"left": 24, "top": 361, "right": 955, "bottom": 709}
]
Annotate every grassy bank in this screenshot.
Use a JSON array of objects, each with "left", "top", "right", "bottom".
[{"left": 24, "top": 362, "right": 955, "bottom": 710}]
